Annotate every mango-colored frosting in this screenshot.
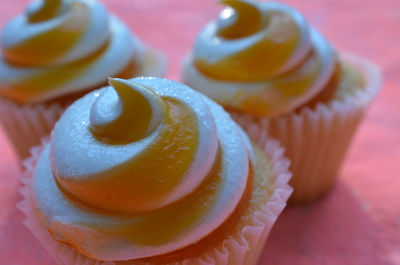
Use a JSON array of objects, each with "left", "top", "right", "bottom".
[
  {"left": 186, "top": 0, "right": 340, "bottom": 116},
  {"left": 0, "top": 0, "right": 143, "bottom": 103},
  {"left": 3, "top": 0, "right": 87, "bottom": 67},
  {"left": 196, "top": 0, "right": 302, "bottom": 81},
  {"left": 137, "top": 144, "right": 274, "bottom": 265},
  {"left": 33, "top": 78, "right": 253, "bottom": 261}
]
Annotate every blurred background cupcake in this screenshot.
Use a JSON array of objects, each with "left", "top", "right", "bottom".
[
  {"left": 0, "top": 0, "right": 167, "bottom": 159},
  {"left": 19, "top": 77, "right": 292, "bottom": 265},
  {"left": 182, "top": 0, "right": 381, "bottom": 204}
]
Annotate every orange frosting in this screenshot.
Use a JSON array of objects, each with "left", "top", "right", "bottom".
[
  {"left": 195, "top": 0, "right": 302, "bottom": 82},
  {"left": 27, "top": 0, "right": 64, "bottom": 23},
  {"left": 3, "top": 1, "right": 88, "bottom": 67},
  {"left": 1, "top": 41, "right": 111, "bottom": 103},
  {"left": 90, "top": 79, "right": 165, "bottom": 144},
  {"left": 239, "top": 50, "right": 322, "bottom": 115},
  {"left": 0, "top": 0, "right": 141, "bottom": 103},
  {"left": 85, "top": 151, "right": 224, "bottom": 247}
]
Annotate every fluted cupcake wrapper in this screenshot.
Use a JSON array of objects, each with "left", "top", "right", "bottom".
[
  {"left": 0, "top": 47, "right": 167, "bottom": 160},
  {"left": 17, "top": 132, "right": 292, "bottom": 265},
  {"left": 231, "top": 53, "right": 381, "bottom": 204},
  {"left": 0, "top": 98, "right": 66, "bottom": 160}
]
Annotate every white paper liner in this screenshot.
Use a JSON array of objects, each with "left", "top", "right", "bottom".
[
  {"left": 0, "top": 97, "right": 66, "bottom": 160},
  {"left": 0, "top": 46, "right": 167, "bottom": 160},
  {"left": 231, "top": 53, "right": 381, "bottom": 204},
  {"left": 18, "top": 134, "right": 292, "bottom": 265}
]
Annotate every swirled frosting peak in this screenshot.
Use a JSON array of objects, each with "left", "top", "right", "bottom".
[
  {"left": 34, "top": 78, "right": 254, "bottom": 260},
  {"left": 89, "top": 78, "right": 165, "bottom": 144},
  {"left": 51, "top": 78, "right": 209, "bottom": 214},
  {"left": 0, "top": 0, "right": 145, "bottom": 103},
  {"left": 194, "top": 0, "right": 313, "bottom": 81},
  {"left": 185, "top": 0, "right": 336, "bottom": 116},
  {"left": 217, "top": 0, "right": 263, "bottom": 39}
]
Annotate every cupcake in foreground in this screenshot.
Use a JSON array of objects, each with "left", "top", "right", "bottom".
[
  {"left": 18, "top": 77, "right": 292, "bottom": 265},
  {"left": 0, "top": 0, "right": 166, "bottom": 159},
  {"left": 182, "top": 0, "right": 381, "bottom": 204}
]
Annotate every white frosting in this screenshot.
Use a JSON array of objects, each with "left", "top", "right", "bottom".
[
  {"left": 184, "top": 28, "right": 335, "bottom": 115},
  {"left": 184, "top": 1, "right": 336, "bottom": 116},
  {"left": 2, "top": 0, "right": 111, "bottom": 66},
  {"left": 33, "top": 77, "right": 253, "bottom": 260},
  {"left": 89, "top": 80, "right": 165, "bottom": 140},
  {"left": 263, "top": 2, "right": 312, "bottom": 75},
  {"left": 194, "top": 2, "right": 312, "bottom": 77},
  {"left": 0, "top": 0, "right": 156, "bottom": 103}
]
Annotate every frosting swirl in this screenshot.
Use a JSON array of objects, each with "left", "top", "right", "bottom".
[
  {"left": 0, "top": 0, "right": 145, "bottom": 103},
  {"left": 184, "top": 0, "right": 336, "bottom": 116},
  {"left": 33, "top": 77, "right": 253, "bottom": 260}
]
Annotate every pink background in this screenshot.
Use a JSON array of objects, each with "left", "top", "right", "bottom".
[{"left": 0, "top": 0, "right": 399, "bottom": 264}]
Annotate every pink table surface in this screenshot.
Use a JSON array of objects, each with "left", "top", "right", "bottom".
[{"left": 0, "top": 0, "right": 399, "bottom": 264}]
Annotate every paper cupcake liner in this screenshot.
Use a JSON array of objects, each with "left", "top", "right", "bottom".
[
  {"left": 231, "top": 53, "right": 381, "bottom": 204},
  {"left": 0, "top": 46, "right": 167, "bottom": 160},
  {"left": 18, "top": 134, "right": 292, "bottom": 265},
  {"left": 0, "top": 98, "right": 66, "bottom": 160}
]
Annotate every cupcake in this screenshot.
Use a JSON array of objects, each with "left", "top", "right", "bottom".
[
  {"left": 182, "top": 0, "right": 381, "bottom": 203},
  {"left": 18, "top": 77, "right": 292, "bottom": 265},
  {"left": 0, "top": 0, "right": 166, "bottom": 159}
]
